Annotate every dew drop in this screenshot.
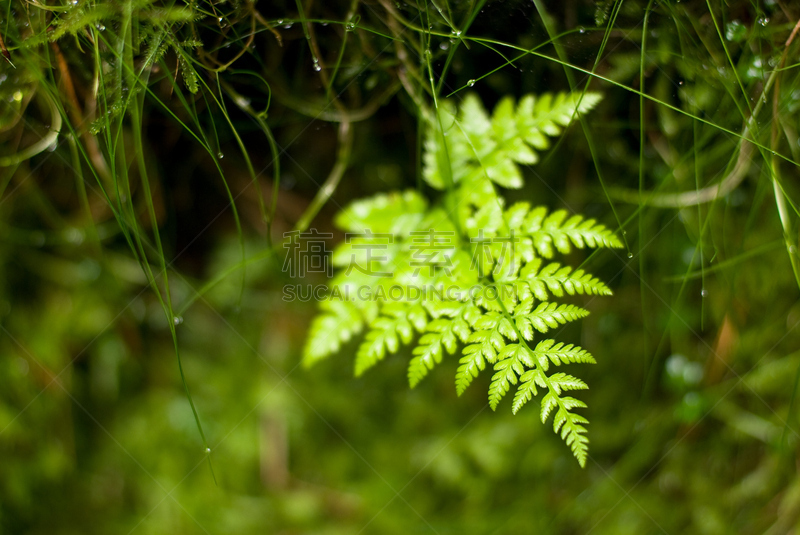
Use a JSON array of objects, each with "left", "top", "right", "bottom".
[
  {"left": 627, "top": 252, "right": 634, "bottom": 259},
  {"left": 678, "top": 80, "right": 684, "bottom": 86},
  {"left": 283, "top": 23, "right": 293, "bottom": 29},
  {"left": 439, "top": 41, "right": 450, "bottom": 50},
  {"left": 622, "top": 230, "right": 627, "bottom": 235},
  {"left": 758, "top": 16, "right": 769, "bottom": 26},
  {"left": 790, "top": 245, "right": 798, "bottom": 254},
  {"left": 467, "top": 79, "right": 476, "bottom": 87},
  {"left": 173, "top": 316, "right": 183, "bottom": 325},
  {"left": 205, "top": 447, "right": 211, "bottom": 453},
  {"left": 345, "top": 22, "right": 355, "bottom": 31},
  {"left": 234, "top": 95, "right": 251, "bottom": 108},
  {"left": 312, "top": 58, "right": 322, "bottom": 72},
  {"left": 579, "top": 27, "right": 585, "bottom": 34},
  {"left": 218, "top": 152, "right": 224, "bottom": 159},
  {"left": 66, "top": 227, "right": 85, "bottom": 245},
  {"left": 700, "top": 289, "right": 708, "bottom": 298}
]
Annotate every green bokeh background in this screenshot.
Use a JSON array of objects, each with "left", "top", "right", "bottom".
[{"left": 1, "top": 0, "right": 799, "bottom": 533}]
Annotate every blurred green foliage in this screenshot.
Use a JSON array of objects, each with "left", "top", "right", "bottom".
[{"left": 1, "top": 0, "right": 800, "bottom": 533}]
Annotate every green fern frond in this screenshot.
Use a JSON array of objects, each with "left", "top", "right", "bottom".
[
  {"left": 456, "top": 347, "right": 486, "bottom": 396},
  {"left": 516, "top": 301, "right": 589, "bottom": 334},
  {"left": 520, "top": 258, "right": 613, "bottom": 299},
  {"left": 516, "top": 92, "right": 602, "bottom": 151},
  {"left": 303, "top": 90, "right": 618, "bottom": 467},
  {"left": 509, "top": 205, "right": 623, "bottom": 258},
  {"left": 461, "top": 319, "right": 506, "bottom": 363},
  {"left": 548, "top": 372, "right": 590, "bottom": 394},
  {"left": 335, "top": 190, "right": 428, "bottom": 234},
  {"left": 488, "top": 343, "right": 534, "bottom": 410},
  {"left": 548, "top": 396, "right": 590, "bottom": 467},
  {"left": 513, "top": 368, "right": 547, "bottom": 414},
  {"left": 531, "top": 340, "right": 596, "bottom": 369},
  {"left": 355, "top": 303, "right": 426, "bottom": 376},
  {"left": 408, "top": 321, "right": 455, "bottom": 387},
  {"left": 408, "top": 304, "right": 473, "bottom": 387},
  {"left": 303, "top": 300, "right": 365, "bottom": 368},
  {"left": 422, "top": 91, "right": 601, "bottom": 192}
]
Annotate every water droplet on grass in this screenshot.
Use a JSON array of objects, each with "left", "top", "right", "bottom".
[
  {"left": 467, "top": 79, "right": 476, "bottom": 87},
  {"left": 627, "top": 252, "right": 634, "bottom": 259},
  {"left": 173, "top": 316, "right": 184, "bottom": 326},
  {"left": 65, "top": 227, "right": 84, "bottom": 245},
  {"left": 725, "top": 20, "right": 746, "bottom": 42}
]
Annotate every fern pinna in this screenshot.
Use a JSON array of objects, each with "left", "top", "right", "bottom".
[{"left": 302, "top": 92, "right": 621, "bottom": 467}]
